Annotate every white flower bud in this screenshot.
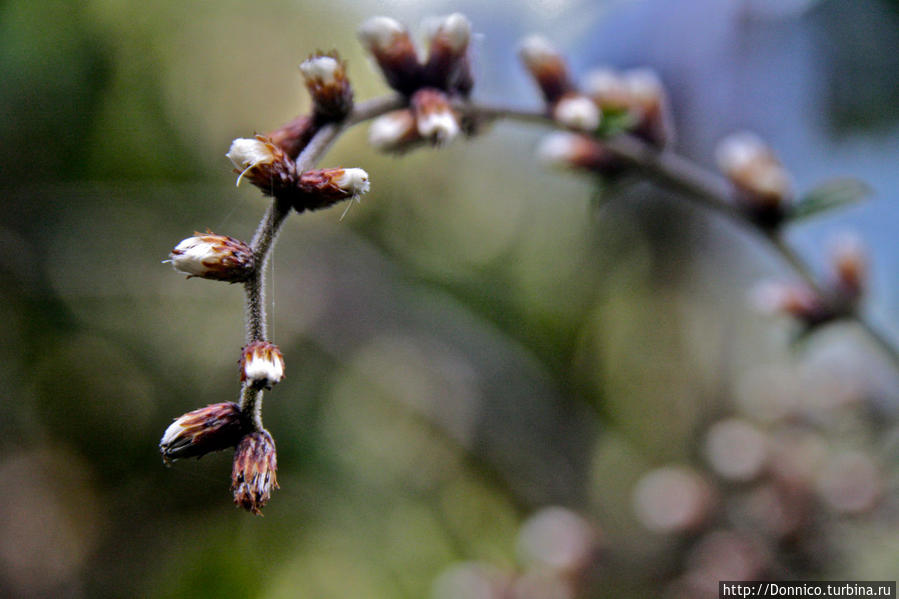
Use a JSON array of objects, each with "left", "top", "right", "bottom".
[
  {"left": 716, "top": 131, "right": 793, "bottom": 212},
  {"left": 226, "top": 137, "right": 279, "bottom": 186},
  {"left": 425, "top": 13, "right": 471, "bottom": 53},
  {"left": 369, "top": 110, "right": 420, "bottom": 153},
  {"left": 536, "top": 131, "right": 617, "bottom": 173},
  {"left": 518, "top": 34, "right": 559, "bottom": 68},
  {"left": 411, "top": 88, "right": 459, "bottom": 145},
  {"left": 518, "top": 35, "right": 571, "bottom": 105},
  {"left": 622, "top": 68, "right": 664, "bottom": 109},
  {"left": 582, "top": 68, "right": 629, "bottom": 110},
  {"left": 299, "top": 55, "right": 340, "bottom": 86},
  {"left": 552, "top": 94, "right": 601, "bottom": 131},
  {"left": 335, "top": 168, "right": 370, "bottom": 196},
  {"left": 358, "top": 16, "right": 406, "bottom": 52},
  {"left": 241, "top": 341, "right": 285, "bottom": 389},
  {"left": 715, "top": 131, "right": 768, "bottom": 175},
  {"left": 168, "top": 233, "right": 254, "bottom": 283},
  {"left": 159, "top": 402, "right": 245, "bottom": 464}
]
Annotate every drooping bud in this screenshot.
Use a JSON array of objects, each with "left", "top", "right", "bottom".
[
  {"left": 358, "top": 16, "right": 423, "bottom": 95},
  {"left": 266, "top": 114, "right": 317, "bottom": 160},
  {"left": 159, "top": 402, "right": 246, "bottom": 464},
  {"left": 423, "top": 13, "right": 474, "bottom": 95},
  {"left": 226, "top": 135, "right": 296, "bottom": 192},
  {"left": 749, "top": 280, "right": 833, "bottom": 326},
  {"left": 299, "top": 52, "right": 354, "bottom": 121},
  {"left": 411, "top": 88, "right": 460, "bottom": 145},
  {"left": 828, "top": 233, "right": 866, "bottom": 302},
  {"left": 551, "top": 93, "right": 601, "bottom": 132},
  {"left": 368, "top": 109, "right": 422, "bottom": 153},
  {"left": 536, "top": 131, "right": 623, "bottom": 174},
  {"left": 168, "top": 232, "right": 255, "bottom": 283},
  {"left": 715, "top": 132, "right": 794, "bottom": 227},
  {"left": 621, "top": 68, "right": 673, "bottom": 148},
  {"left": 518, "top": 35, "right": 573, "bottom": 104},
  {"left": 294, "top": 167, "right": 371, "bottom": 212},
  {"left": 231, "top": 430, "right": 278, "bottom": 515},
  {"left": 240, "top": 341, "right": 285, "bottom": 389}
]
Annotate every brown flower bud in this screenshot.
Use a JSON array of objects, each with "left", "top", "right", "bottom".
[
  {"left": 423, "top": 13, "right": 474, "bottom": 95},
  {"left": 168, "top": 232, "right": 255, "bottom": 283},
  {"left": 829, "top": 233, "right": 866, "bottom": 302},
  {"left": 750, "top": 280, "right": 834, "bottom": 326},
  {"left": 266, "top": 114, "right": 316, "bottom": 160},
  {"left": 411, "top": 88, "right": 460, "bottom": 145},
  {"left": 621, "top": 68, "right": 674, "bottom": 148},
  {"left": 159, "top": 402, "right": 246, "bottom": 464},
  {"left": 536, "top": 132, "right": 625, "bottom": 174},
  {"left": 358, "top": 16, "right": 423, "bottom": 95},
  {"left": 226, "top": 135, "right": 297, "bottom": 195},
  {"left": 299, "top": 52, "right": 354, "bottom": 121},
  {"left": 716, "top": 132, "right": 794, "bottom": 227},
  {"left": 518, "top": 35, "right": 573, "bottom": 105},
  {"left": 240, "top": 341, "right": 285, "bottom": 389},
  {"left": 293, "top": 167, "right": 370, "bottom": 212},
  {"left": 231, "top": 430, "right": 278, "bottom": 515}
]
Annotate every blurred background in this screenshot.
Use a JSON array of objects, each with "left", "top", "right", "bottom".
[{"left": 2, "top": 0, "right": 898, "bottom": 597}]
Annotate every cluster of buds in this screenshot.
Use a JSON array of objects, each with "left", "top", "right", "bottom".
[
  {"left": 226, "top": 136, "right": 371, "bottom": 212},
  {"left": 536, "top": 131, "right": 624, "bottom": 175},
  {"left": 582, "top": 67, "right": 673, "bottom": 148},
  {"left": 715, "top": 131, "right": 794, "bottom": 228},
  {"left": 751, "top": 233, "right": 868, "bottom": 329},
  {"left": 360, "top": 14, "right": 472, "bottom": 149},
  {"left": 159, "top": 338, "right": 286, "bottom": 514}
]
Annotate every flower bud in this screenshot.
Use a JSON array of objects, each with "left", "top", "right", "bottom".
[
  {"left": 582, "top": 68, "right": 630, "bottom": 112},
  {"left": 423, "top": 13, "right": 474, "bottom": 95},
  {"left": 536, "top": 132, "right": 623, "bottom": 174},
  {"left": 621, "top": 68, "right": 673, "bottom": 148},
  {"left": 266, "top": 114, "right": 316, "bottom": 160},
  {"left": 518, "top": 35, "right": 572, "bottom": 104},
  {"left": 411, "top": 88, "right": 460, "bottom": 145},
  {"left": 299, "top": 53, "right": 353, "bottom": 121},
  {"left": 551, "top": 93, "right": 601, "bottom": 132},
  {"left": 715, "top": 132, "right": 794, "bottom": 226},
  {"left": 168, "top": 232, "right": 255, "bottom": 283},
  {"left": 368, "top": 109, "right": 422, "bottom": 153},
  {"left": 828, "top": 233, "right": 866, "bottom": 302},
  {"left": 358, "top": 16, "right": 423, "bottom": 95},
  {"left": 294, "top": 167, "right": 370, "bottom": 212},
  {"left": 240, "top": 341, "right": 285, "bottom": 389},
  {"left": 231, "top": 430, "right": 278, "bottom": 515},
  {"left": 159, "top": 402, "right": 246, "bottom": 464},
  {"left": 226, "top": 135, "right": 296, "bottom": 191},
  {"left": 749, "top": 280, "right": 833, "bottom": 326}
]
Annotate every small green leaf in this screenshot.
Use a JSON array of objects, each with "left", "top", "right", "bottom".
[
  {"left": 791, "top": 178, "right": 871, "bottom": 221},
  {"left": 596, "top": 109, "right": 636, "bottom": 139}
]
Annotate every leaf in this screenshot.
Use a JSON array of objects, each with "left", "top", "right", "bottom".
[
  {"left": 596, "top": 109, "right": 637, "bottom": 139},
  {"left": 791, "top": 178, "right": 872, "bottom": 221}
]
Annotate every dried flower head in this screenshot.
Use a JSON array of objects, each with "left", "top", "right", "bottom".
[
  {"left": 716, "top": 132, "right": 794, "bottom": 225},
  {"left": 552, "top": 93, "right": 601, "bottom": 132},
  {"left": 518, "top": 35, "right": 572, "bottom": 104},
  {"left": 159, "top": 402, "right": 246, "bottom": 464},
  {"left": 168, "top": 232, "right": 255, "bottom": 283},
  {"left": 299, "top": 52, "right": 353, "bottom": 120},
  {"left": 423, "top": 13, "right": 474, "bottom": 95},
  {"left": 411, "top": 88, "right": 460, "bottom": 145},
  {"left": 226, "top": 135, "right": 295, "bottom": 191},
  {"left": 231, "top": 430, "right": 278, "bottom": 515},
  {"left": 368, "top": 109, "right": 422, "bottom": 153},
  {"left": 358, "top": 16, "right": 422, "bottom": 94},
  {"left": 241, "top": 341, "right": 285, "bottom": 389}
]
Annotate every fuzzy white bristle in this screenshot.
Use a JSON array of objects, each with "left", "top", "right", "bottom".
[
  {"left": 553, "top": 95, "right": 601, "bottom": 131},
  {"left": 369, "top": 110, "right": 417, "bottom": 150},
  {"left": 336, "top": 168, "right": 371, "bottom": 195},
  {"left": 299, "top": 56, "right": 340, "bottom": 84},
  {"left": 358, "top": 16, "right": 405, "bottom": 52},
  {"left": 417, "top": 111, "right": 460, "bottom": 145}
]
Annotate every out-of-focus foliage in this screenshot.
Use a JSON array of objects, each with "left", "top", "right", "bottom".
[{"left": 1, "top": 0, "right": 897, "bottom": 597}]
